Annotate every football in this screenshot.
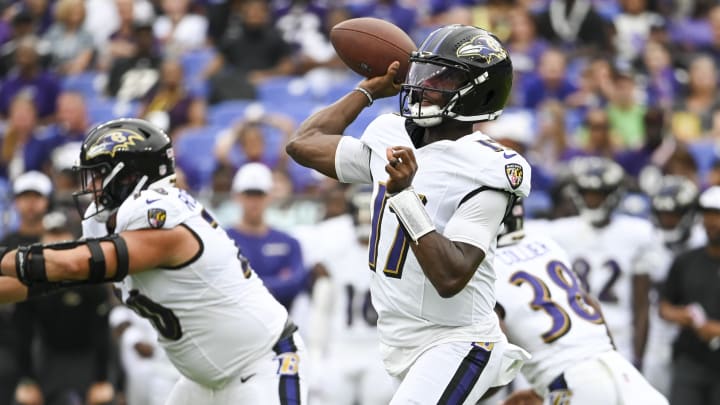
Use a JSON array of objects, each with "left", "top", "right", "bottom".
[{"left": 330, "top": 17, "right": 417, "bottom": 82}]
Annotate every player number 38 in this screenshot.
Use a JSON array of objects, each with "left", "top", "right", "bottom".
[{"left": 510, "top": 260, "right": 603, "bottom": 343}]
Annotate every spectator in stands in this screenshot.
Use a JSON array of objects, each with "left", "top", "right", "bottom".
[
  {"left": 534, "top": 100, "right": 574, "bottom": 173},
  {"left": 273, "top": 0, "right": 328, "bottom": 55},
  {"left": 0, "top": 171, "right": 51, "bottom": 405},
  {"left": 139, "top": 59, "right": 206, "bottom": 137},
  {"left": 0, "top": 171, "right": 51, "bottom": 250},
  {"left": 520, "top": 47, "right": 578, "bottom": 109},
  {"left": 607, "top": 69, "right": 646, "bottom": 149},
  {"left": 106, "top": 20, "right": 161, "bottom": 101},
  {"left": 574, "top": 107, "right": 617, "bottom": 159},
  {"left": 0, "top": 35, "right": 60, "bottom": 121},
  {"left": 505, "top": 7, "right": 548, "bottom": 78},
  {"left": 671, "top": 55, "right": 720, "bottom": 142},
  {"left": 205, "top": 0, "right": 295, "bottom": 102},
  {"left": 614, "top": 0, "right": 664, "bottom": 64},
  {"left": 205, "top": 0, "right": 238, "bottom": 46},
  {"left": 347, "top": 0, "right": 417, "bottom": 34},
  {"left": 1, "top": 96, "right": 41, "bottom": 179},
  {"left": 214, "top": 106, "right": 295, "bottom": 171},
  {"left": 97, "top": 0, "right": 140, "bottom": 71},
  {"left": 535, "top": 0, "right": 614, "bottom": 53},
  {"left": 227, "top": 162, "right": 307, "bottom": 310},
  {"left": 43, "top": 0, "right": 95, "bottom": 75},
  {"left": 615, "top": 107, "right": 676, "bottom": 181},
  {"left": 640, "top": 39, "right": 678, "bottom": 109},
  {"left": 13, "top": 211, "right": 114, "bottom": 405},
  {"left": 0, "top": 11, "right": 42, "bottom": 77},
  {"left": 23, "top": 91, "right": 89, "bottom": 175},
  {"left": 18, "top": 0, "right": 54, "bottom": 36},
  {"left": 660, "top": 186, "right": 720, "bottom": 405},
  {"left": 704, "top": 5, "right": 720, "bottom": 68},
  {"left": 153, "top": 0, "right": 207, "bottom": 57},
  {"left": 197, "top": 163, "right": 238, "bottom": 227}
]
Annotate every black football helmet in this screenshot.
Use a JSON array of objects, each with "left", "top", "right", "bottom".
[
  {"left": 73, "top": 118, "right": 175, "bottom": 221},
  {"left": 497, "top": 197, "right": 525, "bottom": 247},
  {"left": 567, "top": 157, "right": 625, "bottom": 227},
  {"left": 651, "top": 175, "right": 698, "bottom": 245},
  {"left": 399, "top": 24, "right": 513, "bottom": 127}
]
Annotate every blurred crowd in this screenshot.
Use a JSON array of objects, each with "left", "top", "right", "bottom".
[{"left": 0, "top": 0, "right": 719, "bottom": 404}]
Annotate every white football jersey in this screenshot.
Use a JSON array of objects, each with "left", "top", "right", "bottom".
[
  {"left": 526, "top": 215, "right": 663, "bottom": 360},
  {"left": 321, "top": 238, "right": 379, "bottom": 345},
  {"left": 338, "top": 114, "right": 532, "bottom": 376},
  {"left": 82, "top": 187, "right": 288, "bottom": 388},
  {"left": 494, "top": 235, "right": 614, "bottom": 395}
]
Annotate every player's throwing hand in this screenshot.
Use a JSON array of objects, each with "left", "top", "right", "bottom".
[{"left": 385, "top": 146, "right": 417, "bottom": 194}]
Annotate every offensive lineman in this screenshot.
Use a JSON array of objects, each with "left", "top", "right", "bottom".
[
  {"left": 0, "top": 118, "right": 307, "bottom": 405},
  {"left": 495, "top": 199, "right": 668, "bottom": 405},
  {"left": 287, "top": 24, "right": 531, "bottom": 403}
]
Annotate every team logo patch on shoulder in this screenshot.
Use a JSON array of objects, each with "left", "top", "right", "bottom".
[
  {"left": 505, "top": 163, "right": 523, "bottom": 189},
  {"left": 147, "top": 208, "right": 167, "bottom": 229}
]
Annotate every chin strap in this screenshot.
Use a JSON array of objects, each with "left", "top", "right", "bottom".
[{"left": 15, "top": 234, "right": 130, "bottom": 287}]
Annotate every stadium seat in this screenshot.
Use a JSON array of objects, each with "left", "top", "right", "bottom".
[
  {"left": 207, "top": 100, "right": 253, "bottom": 126},
  {"left": 181, "top": 47, "right": 215, "bottom": 83},
  {"left": 257, "top": 76, "right": 310, "bottom": 106},
  {"left": 174, "top": 127, "right": 224, "bottom": 191},
  {"left": 62, "top": 71, "right": 102, "bottom": 98},
  {"left": 86, "top": 98, "right": 140, "bottom": 126}
]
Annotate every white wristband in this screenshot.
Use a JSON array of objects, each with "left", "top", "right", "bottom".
[
  {"left": 387, "top": 187, "right": 435, "bottom": 243},
  {"left": 353, "top": 87, "right": 373, "bottom": 106}
]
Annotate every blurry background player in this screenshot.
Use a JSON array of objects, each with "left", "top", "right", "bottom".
[
  {"left": 109, "top": 305, "right": 180, "bottom": 405},
  {"left": 527, "top": 156, "right": 663, "bottom": 368},
  {"left": 306, "top": 187, "right": 395, "bottom": 405},
  {"left": 644, "top": 175, "right": 705, "bottom": 396},
  {"left": 659, "top": 186, "right": 720, "bottom": 405},
  {"left": 495, "top": 199, "right": 668, "bottom": 405}
]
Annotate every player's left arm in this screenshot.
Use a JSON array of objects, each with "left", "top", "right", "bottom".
[{"left": 0, "top": 226, "right": 200, "bottom": 285}]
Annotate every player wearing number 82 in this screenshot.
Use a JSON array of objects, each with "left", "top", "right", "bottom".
[
  {"left": 287, "top": 24, "right": 531, "bottom": 404},
  {"left": 526, "top": 157, "right": 664, "bottom": 368},
  {"left": 494, "top": 198, "right": 668, "bottom": 405},
  {"left": 0, "top": 118, "right": 307, "bottom": 405}
]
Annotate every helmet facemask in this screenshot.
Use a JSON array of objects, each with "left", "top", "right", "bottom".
[
  {"left": 400, "top": 58, "right": 497, "bottom": 127},
  {"left": 74, "top": 160, "right": 149, "bottom": 222}
]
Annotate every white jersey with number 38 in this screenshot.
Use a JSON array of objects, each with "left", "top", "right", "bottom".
[
  {"left": 494, "top": 235, "right": 614, "bottom": 394},
  {"left": 525, "top": 215, "right": 662, "bottom": 360}
]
